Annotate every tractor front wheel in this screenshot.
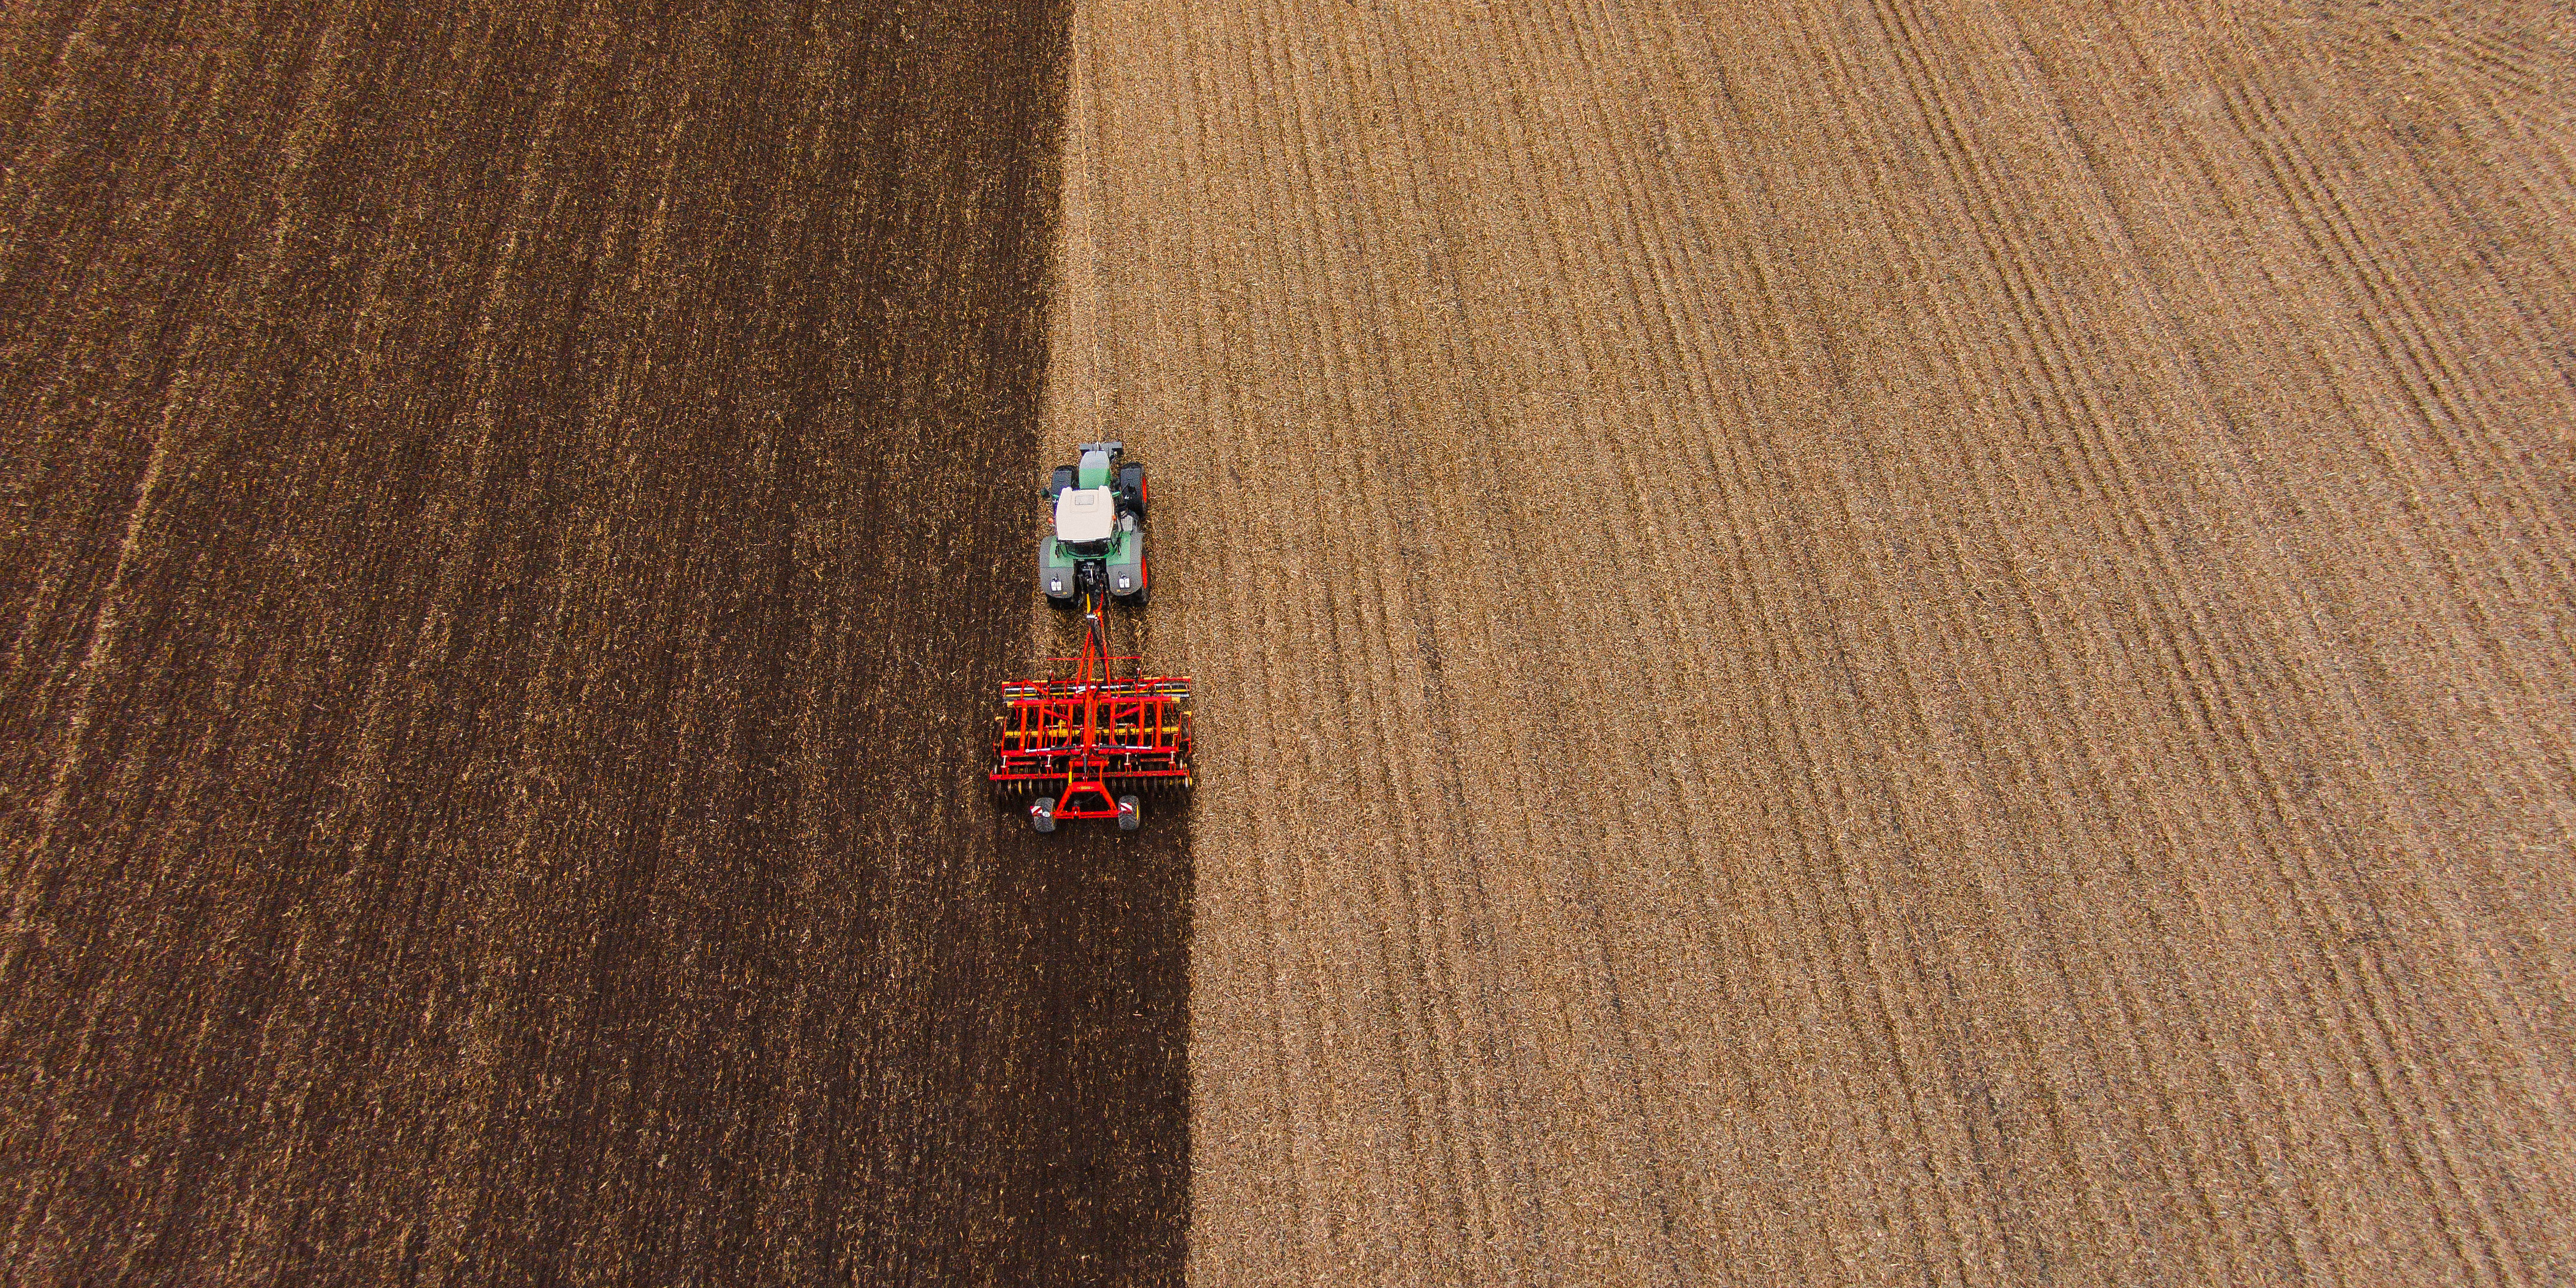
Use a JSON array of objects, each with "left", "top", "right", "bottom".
[{"left": 1116, "top": 462, "right": 1147, "bottom": 518}]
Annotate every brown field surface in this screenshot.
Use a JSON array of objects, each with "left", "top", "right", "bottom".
[
  {"left": 3, "top": 0, "right": 1186, "bottom": 1283},
  {"left": 1049, "top": 0, "right": 2576, "bottom": 1283},
  {"left": 7, "top": 0, "right": 2575, "bottom": 1282}
]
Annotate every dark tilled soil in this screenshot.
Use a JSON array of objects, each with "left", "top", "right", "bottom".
[{"left": 0, "top": 1, "right": 1182, "bottom": 1283}]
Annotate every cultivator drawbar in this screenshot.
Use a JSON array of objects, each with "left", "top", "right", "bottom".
[{"left": 990, "top": 597, "right": 1192, "bottom": 832}]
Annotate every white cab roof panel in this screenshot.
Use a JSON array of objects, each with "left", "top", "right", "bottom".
[{"left": 1055, "top": 487, "right": 1115, "bottom": 543}]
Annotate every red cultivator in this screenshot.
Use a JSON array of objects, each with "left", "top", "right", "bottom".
[{"left": 990, "top": 598, "right": 1192, "bottom": 832}]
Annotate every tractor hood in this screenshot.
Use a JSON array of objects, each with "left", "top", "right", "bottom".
[{"left": 1054, "top": 487, "right": 1116, "bottom": 544}]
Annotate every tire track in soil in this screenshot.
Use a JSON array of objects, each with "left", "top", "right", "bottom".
[{"left": 0, "top": 0, "right": 1185, "bottom": 1282}]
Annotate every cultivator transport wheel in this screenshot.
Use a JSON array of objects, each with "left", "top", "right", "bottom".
[{"left": 989, "top": 596, "right": 1192, "bottom": 833}]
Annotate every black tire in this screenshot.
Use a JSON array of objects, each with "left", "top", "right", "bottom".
[
  {"left": 1115, "top": 462, "right": 1146, "bottom": 517},
  {"left": 1112, "top": 554, "right": 1149, "bottom": 609},
  {"left": 1045, "top": 591, "right": 1078, "bottom": 612},
  {"left": 1031, "top": 796, "right": 1058, "bottom": 834},
  {"left": 1048, "top": 465, "right": 1075, "bottom": 498},
  {"left": 1117, "top": 795, "right": 1142, "bottom": 831}
]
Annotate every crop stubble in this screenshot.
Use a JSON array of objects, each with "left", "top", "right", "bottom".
[
  {"left": 2, "top": 0, "right": 1185, "bottom": 1283},
  {"left": 1051, "top": 0, "right": 2576, "bottom": 1283}
]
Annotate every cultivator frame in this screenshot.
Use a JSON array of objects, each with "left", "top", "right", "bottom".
[{"left": 990, "top": 597, "right": 1192, "bottom": 830}]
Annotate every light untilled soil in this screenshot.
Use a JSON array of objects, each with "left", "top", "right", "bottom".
[{"left": 1048, "top": 0, "right": 2576, "bottom": 1282}]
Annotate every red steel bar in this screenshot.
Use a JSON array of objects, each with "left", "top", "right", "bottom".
[{"left": 990, "top": 599, "right": 1193, "bottom": 821}]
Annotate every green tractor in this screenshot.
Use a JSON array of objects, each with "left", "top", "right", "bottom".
[{"left": 1041, "top": 441, "right": 1149, "bottom": 609}]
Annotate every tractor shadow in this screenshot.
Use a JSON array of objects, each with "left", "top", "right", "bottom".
[{"left": 971, "top": 810, "right": 1190, "bottom": 1283}]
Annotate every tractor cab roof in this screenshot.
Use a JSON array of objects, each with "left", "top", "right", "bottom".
[{"left": 1055, "top": 487, "right": 1116, "bottom": 544}]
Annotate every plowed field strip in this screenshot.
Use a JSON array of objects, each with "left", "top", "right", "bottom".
[{"left": 1, "top": 1, "right": 1185, "bottom": 1282}]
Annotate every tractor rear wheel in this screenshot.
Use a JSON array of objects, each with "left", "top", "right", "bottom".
[{"left": 1113, "top": 555, "right": 1149, "bottom": 608}]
